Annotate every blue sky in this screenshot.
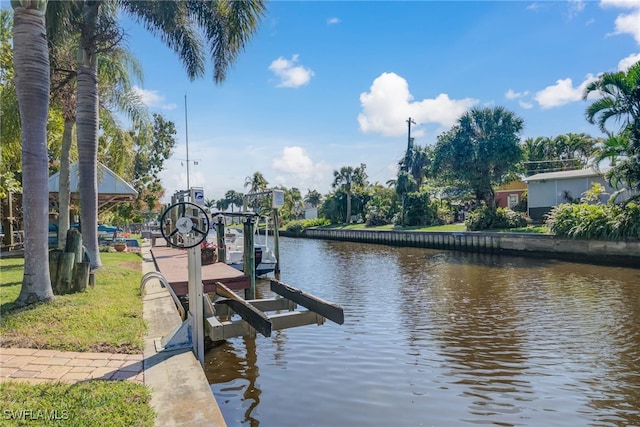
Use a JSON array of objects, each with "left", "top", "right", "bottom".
[{"left": 119, "top": 0, "right": 640, "bottom": 203}]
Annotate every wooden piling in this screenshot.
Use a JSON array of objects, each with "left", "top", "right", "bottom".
[{"left": 243, "top": 217, "right": 256, "bottom": 300}]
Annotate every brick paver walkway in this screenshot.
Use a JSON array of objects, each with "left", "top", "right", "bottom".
[{"left": 0, "top": 348, "right": 144, "bottom": 385}]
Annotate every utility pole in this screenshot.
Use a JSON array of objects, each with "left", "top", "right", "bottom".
[
  {"left": 403, "top": 117, "right": 416, "bottom": 172},
  {"left": 407, "top": 117, "right": 415, "bottom": 151}
]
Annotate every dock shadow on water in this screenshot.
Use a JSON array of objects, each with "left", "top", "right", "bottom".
[{"left": 203, "top": 237, "right": 640, "bottom": 427}]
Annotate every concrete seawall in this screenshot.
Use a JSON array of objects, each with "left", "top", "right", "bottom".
[{"left": 302, "top": 229, "right": 640, "bottom": 268}]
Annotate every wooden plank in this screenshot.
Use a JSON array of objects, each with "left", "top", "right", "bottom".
[
  {"left": 203, "top": 293, "right": 216, "bottom": 318},
  {"left": 214, "top": 298, "right": 295, "bottom": 317},
  {"left": 150, "top": 246, "right": 249, "bottom": 297},
  {"left": 270, "top": 280, "right": 344, "bottom": 325},
  {"left": 205, "top": 310, "right": 324, "bottom": 340},
  {"left": 205, "top": 317, "right": 252, "bottom": 341},
  {"left": 215, "top": 282, "right": 272, "bottom": 337},
  {"left": 269, "top": 310, "right": 325, "bottom": 330}
]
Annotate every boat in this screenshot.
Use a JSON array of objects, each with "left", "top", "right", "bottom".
[{"left": 206, "top": 225, "right": 277, "bottom": 276}]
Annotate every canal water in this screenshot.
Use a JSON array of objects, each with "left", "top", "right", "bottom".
[{"left": 203, "top": 237, "right": 640, "bottom": 427}]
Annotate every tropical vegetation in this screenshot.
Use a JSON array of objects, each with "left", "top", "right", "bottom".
[
  {"left": 584, "top": 60, "right": 640, "bottom": 201},
  {"left": 3, "top": 0, "right": 639, "bottom": 311},
  {"left": 4, "top": 0, "right": 266, "bottom": 307}
]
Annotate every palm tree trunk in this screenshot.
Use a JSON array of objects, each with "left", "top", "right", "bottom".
[
  {"left": 346, "top": 192, "right": 352, "bottom": 224},
  {"left": 57, "top": 118, "right": 73, "bottom": 248},
  {"left": 13, "top": 3, "right": 54, "bottom": 306},
  {"left": 76, "top": 0, "right": 101, "bottom": 269}
]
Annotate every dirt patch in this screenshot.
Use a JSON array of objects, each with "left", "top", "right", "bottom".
[
  {"left": 0, "top": 334, "right": 42, "bottom": 349},
  {"left": 118, "top": 261, "right": 141, "bottom": 272},
  {"left": 0, "top": 335, "right": 142, "bottom": 354},
  {"left": 90, "top": 342, "right": 142, "bottom": 354}
]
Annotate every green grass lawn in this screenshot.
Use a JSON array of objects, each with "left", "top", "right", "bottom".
[
  {"left": 318, "top": 223, "right": 467, "bottom": 232},
  {"left": 0, "top": 381, "right": 154, "bottom": 427},
  {"left": 0, "top": 252, "right": 145, "bottom": 353},
  {"left": 0, "top": 252, "right": 153, "bottom": 425},
  {"left": 316, "top": 223, "right": 549, "bottom": 234}
]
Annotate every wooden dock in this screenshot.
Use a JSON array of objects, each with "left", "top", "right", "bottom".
[{"left": 150, "top": 245, "right": 249, "bottom": 297}]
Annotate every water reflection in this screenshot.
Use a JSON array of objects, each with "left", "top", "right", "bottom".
[{"left": 206, "top": 238, "right": 640, "bottom": 426}]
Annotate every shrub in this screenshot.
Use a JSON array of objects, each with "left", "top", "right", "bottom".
[
  {"left": 285, "top": 221, "right": 305, "bottom": 235},
  {"left": 512, "top": 192, "right": 528, "bottom": 213},
  {"left": 284, "top": 218, "right": 330, "bottom": 235},
  {"left": 465, "top": 207, "right": 527, "bottom": 231},
  {"left": 401, "top": 191, "right": 443, "bottom": 226},
  {"left": 613, "top": 202, "right": 640, "bottom": 239},
  {"left": 546, "top": 202, "right": 640, "bottom": 240},
  {"left": 365, "top": 208, "right": 390, "bottom": 227}
]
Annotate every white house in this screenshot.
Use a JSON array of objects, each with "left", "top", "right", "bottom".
[{"left": 523, "top": 167, "right": 634, "bottom": 222}]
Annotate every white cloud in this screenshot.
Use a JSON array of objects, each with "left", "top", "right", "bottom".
[
  {"left": 327, "top": 17, "right": 340, "bottom": 25},
  {"left": 567, "top": 0, "right": 586, "bottom": 18},
  {"left": 505, "top": 89, "right": 529, "bottom": 100},
  {"left": 268, "top": 55, "right": 314, "bottom": 88},
  {"left": 613, "top": 9, "right": 640, "bottom": 43},
  {"left": 132, "top": 86, "right": 177, "bottom": 110},
  {"left": 519, "top": 100, "right": 534, "bottom": 109},
  {"left": 358, "top": 72, "right": 478, "bottom": 137},
  {"left": 600, "top": 0, "right": 640, "bottom": 43},
  {"left": 618, "top": 52, "right": 640, "bottom": 70},
  {"left": 534, "top": 74, "right": 598, "bottom": 108},
  {"left": 271, "top": 146, "right": 332, "bottom": 192},
  {"left": 600, "top": 0, "right": 640, "bottom": 9}
]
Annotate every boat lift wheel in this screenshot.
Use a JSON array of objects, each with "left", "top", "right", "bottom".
[{"left": 160, "top": 202, "right": 210, "bottom": 249}]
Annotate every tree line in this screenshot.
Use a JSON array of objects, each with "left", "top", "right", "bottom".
[
  {"left": 4, "top": 1, "right": 265, "bottom": 307},
  {"left": 210, "top": 62, "right": 640, "bottom": 233}
]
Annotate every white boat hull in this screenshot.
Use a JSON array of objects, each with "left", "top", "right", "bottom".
[{"left": 208, "top": 228, "right": 277, "bottom": 276}]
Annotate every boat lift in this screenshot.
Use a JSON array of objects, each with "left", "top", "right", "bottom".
[{"left": 151, "top": 201, "right": 344, "bottom": 366}]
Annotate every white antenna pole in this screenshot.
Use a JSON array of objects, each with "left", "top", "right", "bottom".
[{"left": 185, "top": 95, "right": 190, "bottom": 190}]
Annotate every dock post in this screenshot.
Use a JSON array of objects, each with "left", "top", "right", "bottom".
[
  {"left": 273, "top": 209, "right": 281, "bottom": 278},
  {"left": 215, "top": 215, "right": 225, "bottom": 263},
  {"left": 243, "top": 216, "right": 256, "bottom": 300},
  {"left": 186, "top": 236, "right": 204, "bottom": 366},
  {"left": 169, "top": 193, "right": 178, "bottom": 247}
]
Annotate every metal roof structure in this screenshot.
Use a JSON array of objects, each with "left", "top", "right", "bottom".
[
  {"left": 48, "top": 162, "right": 137, "bottom": 209},
  {"left": 523, "top": 167, "right": 612, "bottom": 183}
]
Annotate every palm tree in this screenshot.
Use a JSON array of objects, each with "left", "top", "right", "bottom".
[
  {"left": 49, "top": 35, "right": 79, "bottom": 249},
  {"left": 75, "top": 1, "right": 266, "bottom": 269},
  {"left": 583, "top": 61, "right": 640, "bottom": 136},
  {"left": 407, "top": 145, "right": 431, "bottom": 192},
  {"left": 434, "top": 106, "right": 524, "bottom": 209},
  {"left": 304, "top": 189, "right": 322, "bottom": 208},
  {"left": 284, "top": 187, "right": 303, "bottom": 221},
  {"left": 225, "top": 189, "right": 244, "bottom": 213},
  {"left": 50, "top": 31, "right": 150, "bottom": 249},
  {"left": 11, "top": 1, "right": 54, "bottom": 305},
  {"left": 584, "top": 61, "right": 640, "bottom": 196},
  {"left": 394, "top": 171, "right": 415, "bottom": 225},
  {"left": 215, "top": 198, "right": 229, "bottom": 212},
  {"left": 244, "top": 171, "right": 268, "bottom": 194},
  {"left": 244, "top": 171, "right": 268, "bottom": 210},
  {"left": 204, "top": 198, "right": 216, "bottom": 212},
  {"left": 332, "top": 164, "right": 367, "bottom": 224},
  {"left": 592, "top": 129, "right": 640, "bottom": 201}
]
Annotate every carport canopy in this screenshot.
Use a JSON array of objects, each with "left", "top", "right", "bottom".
[{"left": 48, "top": 162, "right": 138, "bottom": 210}]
